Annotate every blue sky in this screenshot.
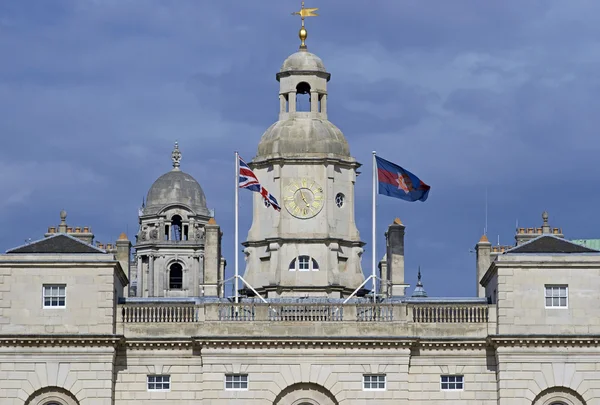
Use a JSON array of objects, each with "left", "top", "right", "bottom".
[{"left": 1, "top": 0, "right": 599, "bottom": 297}]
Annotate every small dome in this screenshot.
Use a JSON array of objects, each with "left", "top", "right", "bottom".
[
  {"left": 145, "top": 170, "right": 209, "bottom": 215},
  {"left": 281, "top": 50, "right": 326, "bottom": 73},
  {"left": 257, "top": 118, "right": 350, "bottom": 158}
]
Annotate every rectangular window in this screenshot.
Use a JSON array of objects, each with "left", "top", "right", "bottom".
[
  {"left": 441, "top": 375, "right": 464, "bottom": 390},
  {"left": 43, "top": 284, "right": 66, "bottom": 308},
  {"left": 147, "top": 375, "right": 170, "bottom": 391},
  {"left": 363, "top": 374, "right": 386, "bottom": 391},
  {"left": 545, "top": 285, "right": 568, "bottom": 308},
  {"left": 225, "top": 374, "right": 248, "bottom": 390}
]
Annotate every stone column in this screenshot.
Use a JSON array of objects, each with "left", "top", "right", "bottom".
[
  {"left": 321, "top": 94, "right": 327, "bottom": 116},
  {"left": 386, "top": 218, "right": 407, "bottom": 297},
  {"left": 148, "top": 254, "right": 155, "bottom": 297},
  {"left": 310, "top": 92, "right": 319, "bottom": 113},
  {"left": 475, "top": 235, "right": 492, "bottom": 298},
  {"left": 136, "top": 255, "right": 143, "bottom": 298},
  {"left": 279, "top": 94, "right": 286, "bottom": 113},
  {"left": 192, "top": 254, "right": 200, "bottom": 296},
  {"left": 203, "top": 219, "right": 221, "bottom": 296},
  {"left": 288, "top": 91, "right": 297, "bottom": 113}
]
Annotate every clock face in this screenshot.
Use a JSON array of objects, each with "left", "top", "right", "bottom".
[{"left": 284, "top": 178, "right": 324, "bottom": 219}]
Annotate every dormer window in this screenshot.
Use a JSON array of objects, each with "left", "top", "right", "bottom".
[
  {"left": 169, "top": 263, "right": 183, "bottom": 289},
  {"left": 289, "top": 255, "right": 319, "bottom": 271}
]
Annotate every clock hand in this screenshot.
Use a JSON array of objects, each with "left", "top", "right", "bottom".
[{"left": 300, "top": 189, "right": 308, "bottom": 204}]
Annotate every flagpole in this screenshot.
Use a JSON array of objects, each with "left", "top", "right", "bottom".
[
  {"left": 372, "top": 150, "right": 377, "bottom": 303},
  {"left": 234, "top": 151, "right": 239, "bottom": 304}
]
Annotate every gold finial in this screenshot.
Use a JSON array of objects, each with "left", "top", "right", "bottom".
[{"left": 291, "top": 1, "right": 318, "bottom": 50}]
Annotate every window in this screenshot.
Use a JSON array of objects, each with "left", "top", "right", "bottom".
[
  {"left": 545, "top": 285, "right": 568, "bottom": 308},
  {"left": 289, "top": 255, "right": 319, "bottom": 271},
  {"left": 441, "top": 375, "right": 464, "bottom": 390},
  {"left": 225, "top": 374, "right": 248, "bottom": 390},
  {"left": 147, "top": 375, "right": 170, "bottom": 391},
  {"left": 43, "top": 285, "right": 66, "bottom": 308},
  {"left": 169, "top": 263, "right": 183, "bottom": 289},
  {"left": 363, "top": 374, "right": 386, "bottom": 390},
  {"left": 335, "top": 193, "right": 345, "bottom": 208}
]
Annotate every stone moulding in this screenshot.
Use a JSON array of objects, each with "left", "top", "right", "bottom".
[
  {"left": 0, "top": 334, "right": 123, "bottom": 347},
  {"left": 488, "top": 335, "right": 600, "bottom": 347}
]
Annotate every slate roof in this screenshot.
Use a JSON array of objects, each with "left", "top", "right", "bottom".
[
  {"left": 6, "top": 233, "right": 105, "bottom": 254},
  {"left": 505, "top": 235, "right": 600, "bottom": 254}
]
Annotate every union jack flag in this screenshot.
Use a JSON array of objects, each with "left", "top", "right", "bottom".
[{"left": 238, "top": 156, "right": 281, "bottom": 211}]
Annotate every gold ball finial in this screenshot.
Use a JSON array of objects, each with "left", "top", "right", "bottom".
[
  {"left": 299, "top": 26, "right": 308, "bottom": 49},
  {"left": 292, "top": 2, "right": 318, "bottom": 51}
]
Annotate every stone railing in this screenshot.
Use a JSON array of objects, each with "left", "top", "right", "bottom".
[
  {"left": 118, "top": 302, "right": 491, "bottom": 324},
  {"left": 356, "top": 304, "right": 394, "bottom": 322},
  {"left": 410, "top": 303, "right": 489, "bottom": 323},
  {"left": 267, "top": 304, "right": 344, "bottom": 322},
  {"left": 121, "top": 303, "right": 199, "bottom": 323}
]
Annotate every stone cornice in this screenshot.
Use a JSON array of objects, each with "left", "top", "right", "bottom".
[
  {"left": 124, "top": 338, "right": 194, "bottom": 350},
  {"left": 416, "top": 339, "right": 488, "bottom": 350},
  {"left": 249, "top": 156, "right": 361, "bottom": 170},
  {"left": 0, "top": 334, "right": 123, "bottom": 347},
  {"left": 488, "top": 335, "right": 600, "bottom": 347},
  {"left": 242, "top": 237, "right": 365, "bottom": 248},
  {"left": 194, "top": 337, "right": 415, "bottom": 349}
]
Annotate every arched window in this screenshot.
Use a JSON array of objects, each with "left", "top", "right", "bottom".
[
  {"left": 169, "top": 263, "right": 183, "bottom": 289},
  {"left": 296, "top": 82, "right": 311, "bottom": 112},
  {"left": 289, "top": 255, "right": 319, "bottom": 271},
  {"left": 171, "top": 215, "right": 183, "bottom": 241}
]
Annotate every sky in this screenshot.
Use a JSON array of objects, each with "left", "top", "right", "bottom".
[{"left": 1, "top": 0, "right": 600, "bottom": 298}]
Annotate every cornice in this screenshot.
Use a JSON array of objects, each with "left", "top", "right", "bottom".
[
  {"left": 488, "top": 335, "right": 600, "bottom": 347},
  {"left": 194, "top": 337, "right": 415, "bottom": 349},
  {"left": 124, "top": 338, "right": 194, "bottom": 350},
  {"left": 0, "top": 335, "right": 123, "bottom": 347},
  {"left": 416, "top": 339, "right": 488, "bottom": 350},
  {"left": 250, "top": 156, "right": 361, "bottom": 170}
]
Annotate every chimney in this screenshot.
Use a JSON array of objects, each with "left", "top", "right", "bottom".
[
  {"left": 475, "top": 234, "right": 492, "bottom": 298},
  {"left": 116, "top": 233, "right": 132, "bottom": 297},
  {"left": 385, "top": 218, "right": 408, "bottom": 297},
  {"left": 203, "top": 218, "right": 222, "bottom": 297}
]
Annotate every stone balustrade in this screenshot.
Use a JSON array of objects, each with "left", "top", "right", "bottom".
[
  {"left": 121, "top": 303, "right": 199, "bottom": 323},
  {"left": 409, "top": 303, "right": 489, "bottom": 323},
  {"left": 119, "top": 302, "right": 491, "bottom": 324}
]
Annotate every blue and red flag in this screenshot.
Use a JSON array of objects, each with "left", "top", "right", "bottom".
[
  {"left": 238, "top": 156, "right": 281, "bottom": 211},
  {"left": 375, "top": 156, "right": 430, "bottom": 202}
]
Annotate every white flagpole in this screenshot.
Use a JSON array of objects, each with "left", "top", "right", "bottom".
[
  {"left": 234, "top": 151, "right": 239, "bottom": 304},
  {"left": 372, "top": 151, "right": 377, "bottom": 303}
]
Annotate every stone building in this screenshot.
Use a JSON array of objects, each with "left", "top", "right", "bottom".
[{"left": 1, "top": 11, "right": 600, "bottom": 405}]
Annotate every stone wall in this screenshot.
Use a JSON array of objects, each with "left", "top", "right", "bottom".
[{"left": 0, "top": 254, "right": 122, "bottom": 335}]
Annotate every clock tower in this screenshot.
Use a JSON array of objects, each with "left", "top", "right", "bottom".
[{"left": 241, "top": 10, "right": 366, "bottom": 298}]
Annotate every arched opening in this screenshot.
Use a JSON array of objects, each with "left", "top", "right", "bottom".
[
  {"left": 289, "top": 255, "right": 319, "bottom": 271},
  {"left": 273, "top": 382, "right": 338, "bottom": 405},
  {"left": 25, "top": 387, "right": 80, "bottom": 405},
  {"left": 171, "top": 215, "right": 183, "bottom": 241},
  {"left": 532, "top": 387, "right": 586, "bottom": 405},
  {"left": 169, "top": 263, "right": 183, "bottom": 289},
  {"left": 296, "top": 82, "right": 311, "bottom": 112}
]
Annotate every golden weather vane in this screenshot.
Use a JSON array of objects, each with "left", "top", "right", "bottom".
[{"left": 291, "top": 2, "right": 318, "bottom": 50}]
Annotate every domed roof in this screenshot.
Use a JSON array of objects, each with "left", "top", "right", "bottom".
[
  {"left": 257, "top": 118, "right": 350, "bottom": 158},
  {"left": 280, "top": 50, "right": 326, "bottom": 73},
  {"left": 143, "top": 143, "right": 209, "bottom": 216}
]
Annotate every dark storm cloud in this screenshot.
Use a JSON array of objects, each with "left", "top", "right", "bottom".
[{"left": 1, "top": 0, "right": 600, "bottom": 297}]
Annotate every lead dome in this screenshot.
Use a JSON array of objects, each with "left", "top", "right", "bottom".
[
  {"left": 280, "top": 50, "right": 326, "bottom": 73},
  {"left": 143, "top": 143, "right": 210, "bottom": 216}
]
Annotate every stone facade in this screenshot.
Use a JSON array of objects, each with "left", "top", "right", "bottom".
[{"left": 2, "top": 12, "right": 599, "bottom": 405}]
